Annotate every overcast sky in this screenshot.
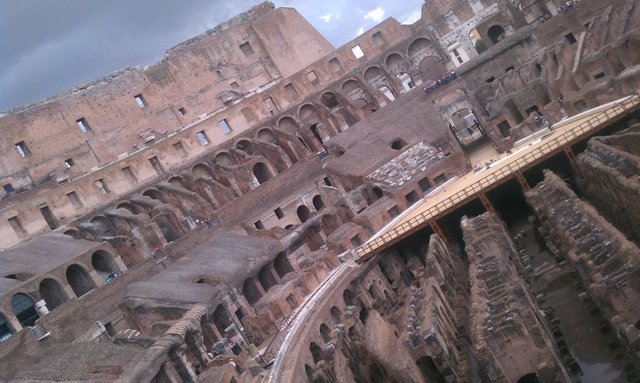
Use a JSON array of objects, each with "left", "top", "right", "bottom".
[{"left": 0, "top": 0, "right": 423, "bottom": 112}]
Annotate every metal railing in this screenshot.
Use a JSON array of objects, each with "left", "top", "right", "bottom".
[{"left": 354, "top": 95, "right": 640, "bottom": 261}]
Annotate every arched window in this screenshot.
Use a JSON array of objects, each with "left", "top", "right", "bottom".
[
  {"left": 91, "top": 250, "right": 119, "bottom": 280},
  {"left": 213, "top": 304, "right": 233, "bottom": 335},
  {"left": 39, "top": 278, "right": 68, "bottom": 310},
  {"left": 312, "top": 195, "right": 324, "bottom": 211},
  {"left": 243, "top": 278, "right": 262, "bottom": 305},
  {"left": 517, "top": 373, "right": 539, "bottom": 383},
  {"left": 0, "top": 313, "right": 12, "bottom": 342},
  {"left": 343, "top": 289, "right": 356, "bottom": 306},
  {"left": 319, "top": 323, "right": 331, "bottom": 343},
  {"left": 274, "top": 253, "right": 294, "bottom": 278},
  {"left": 320, "top": 93, "right": 339, "bottom": 109},
  {"left": 11, "top": 293, "right": 39, "bottom": 328},
  {"left": 309, "top": 342, "right": 323, "bottom": 364},
  {"left": 258, "top": 265, "right": 277, "bottom": 291},
  {"left": 253, "top": 162, "right": 272, "bottom": 184},
  {"left": 330, "top": 306, "right": 342, "bottom": 323},
  {"left": 372, "top": 187, "right": 384, "bottom": 200},
  {"left": 66, "top": 264, "right": 95, "bottom": 298},
  {"left": 297, "top": 205, "right": 311, "bottom": 223},
  {"left": 488, "top": 25, "right": 506, "bottom": 44}
]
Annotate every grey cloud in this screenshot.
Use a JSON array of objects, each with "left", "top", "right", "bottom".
[{"left": 0, "top": 0, "right": 422, "bottom": 111}]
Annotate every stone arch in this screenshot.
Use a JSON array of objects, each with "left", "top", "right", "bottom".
[
  {"left": 63, "top": 229, "right": 81, "bottom": 239},
  {"left": 192, "top": 164, "right": 213, "bottom": 179},
  {"left": 0, "top": 312, "right": 12, "bottom": 342},
  {"left": 256, "top": 128, "right": 277, "bottom": 143},
  {"left": 330, "top": 306, "right": 342, "bottom": 322},
  {"left": 243, "top": 278, "right": 262, "bottom": 305},
  {"left": 487, "top": 25, "right": 506, "bottom": 44},
  {"left": 319, "top": 323, "right": 331, "bottom": 343},
  {"left": 312, "top": 195, "right": 324, "bottom": 211},
  {"left": 320, "top": 92, "right": 339, "bottom": 109},
  {"left": 304, "top": 225, "right": 325, "bottom": 251},
  {"left": 116, "top": 201, "right": 140, "bottom": 214},
  {"left": 309, "top": 342, "right": 323, "bottom": 364},
  {"left": 168, "top": 176, "right": 190, "bottom": 190},
  {"left": 236, "top": 139, "right": 255, "bottom": 155},
  {"left": 386, "top": 53, "right": 408, "bottom": 75},
  {"left": 39, "top": 278, "right": 68, "bottom": 310},
  {"left": 214, "top": 152, "right": 233, "bottom": 167},
  {"left": 341, "top": 78, "right": 373, "bottom": 108},
  {"left": 343, "top": 289, "right": 356, "bottom": 306},
  {"left": 372, "top": 186, "right": 384, "bottom": 201},
  {"left": 364, "top": 66, "right": 396, "bottom": 100},
  {"left": 416, "top": 356, "right": 445, "bottom": 383},
  {"left": 258, "top": 264, "right": 277, "bottom": 291},
  {"left": 91, "top": 250, "right": 120, "bottom": 280},
  {"left": 297, "top": 205, "right": 311, "bottom": 223},
  {"left": 277, "top": 116, "right": 299, "bottom": 135},
  {"left": 274, "top": 252, "right": 294, "bottom": 278},
  {"left": 408, "top": 37, "right": 438, "bottom": 67},
  {"left": 418, "top": 56, "right": 446, "bottom": 83},
  {"left": 11, "top": 293, "right": 39, "bottom": 328},
  {"left": 142, "top": 189, "right": 164, "bottom": 202},
  {"left": 66, "top": 264, "right": 95, "bottom": 298},
  {"left": 253, "top": 162, "right": 272, "bottom": 184},
  {"left": 213, "top": 304, "right": 233, "bottom": 335}
]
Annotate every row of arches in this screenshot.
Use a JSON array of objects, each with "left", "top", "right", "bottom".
[
  {"left": 0, "top": 250, "right": 122, "bottom": 342},
  {"left": 242, "top": 252, "right": 295, "bottom": 305}
]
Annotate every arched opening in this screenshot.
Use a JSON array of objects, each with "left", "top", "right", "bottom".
[
  {"left": 359, "top": 307, "right": 369, "bottom": 325},
  {"left": 297, "top": 205, "right": 311, "bottom": 223},
  {"left": 63, "top": 229, "right": 81, "bottom": 239},
  {"left": 214, "top": 152, "right": 233, "bottom": 167},
  {"left": 378, "top": 86, "right": 395, "bottom": 101},
  {"left": 274, "top": 253, "right": 294, "bottom": 278},
  {"left": 369, "top": 285, "right": 380, "bottom": 300},
  {"left": 469, "top": 28, "right": 486, "bottom": 54},
  {"left": 391, "top": 138, "right": 407, "bottom": 150},
  {"left": 213, "top": 305, "right": 233, "bottom": 335},
  {"left": 386, "top": 53, "right": 408, "bottom": 76},
  {"left": 116, "top": 201, "right": 140, "bottom": 214},
  {"left": 321, "top": 214, "right": 341, "bottom": 235},
  {"left": 167, "top": 176, "right": 189, "bottom": 190},
  {"left": 257, "top": 128, "right": 277, "bottom": 143},
  {"left": 0, "top": 313, "right": 12, "bottom": 342},
  {"left": 320, "top": 93, "right": 339, "bottom": 109},
  {"left": 517, "top": 373, "right": 539, "bottom": 383},
  {"left": 11, "top": 293, "right": 39, "bottom": 328},
  {"left": 258, "top": 265, "right": 277, "bottom": 291},
  {"left": 305, "top": 364, "right": 315, "bottom": 382},
  {"left": 253, "top": 162, "right": 272, "bottom": 184},
  {"left": 416, "top": 356, "right": 445, "bottom": 383},
  {"left": 312, "top": 195, "right": 324, "bottom": 211},
  {"left": 142, "top": 189, "right": 164, "bottom": 201},
  {"left": 343, "top": 289, "right": 356, "bottom": 306},
  {"left": 330, "top": 306, "right": 342, "bottom": 323},
  {"left": 319, "top": 323, "right": 331, "bottom": 343},
  {"left": 364, "top": 66, "right": 395, "bottom": 100},
  {"left": 408, "top": 38, "right": 437, "bottom": 67},
  {"left": 342, "top": 79, "right": 370, "bottom": 105},
  {"left": 91, "top": 250, "right": 119, "bottom": 280},
  {"left": 243, "top": 278, "right": 262, "bottom": 305},
  {"left": 66, "top": 264, "right": 95, "bottom": 298},
  {"left": 236, "top": 140, "right": 255, "bottom": 155},
  {"left": 372, "top": 187, "right": 384, "bottom": 201},
  {"left": 309, "top": 342, "right": 323, "bottom": 364},
  {"left": 277, "top": 116, "right": 299, "bottom": 135},
  {"left": 192, "top": 164, "right": 213, "bottom": 179},
  {"left": 487, "top": 25, "right": 506, "bottom": 44},
  {"left": 38, "top": 278, "right": 68, "bottom": 310}
]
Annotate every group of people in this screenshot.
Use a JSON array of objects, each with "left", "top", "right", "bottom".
[
  {"left": 105, "top": 272, "right": 118, "bottom": 282},
  {"left": 423, "top": 70, "right": 458, "bottom": 94}
]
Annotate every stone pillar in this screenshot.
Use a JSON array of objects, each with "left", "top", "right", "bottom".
[
  {"left": 269, "top": 264, "right": 282, "bottom": 284},
  {"left": 515, "top": 171, "right": 530, "bottom": 191},
  {"left": 88, "top": 269, "right": 105, "bottom": 287},
  {"left": 478, "top": 191, "right": 496, "bottom": 215},
  {"left": 168, "top": 347, "right": 197, "bottom": 382}
]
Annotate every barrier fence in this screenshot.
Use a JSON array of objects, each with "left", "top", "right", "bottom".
[{"left": 354, "top": 95, "right": 640, "bottom": 261}]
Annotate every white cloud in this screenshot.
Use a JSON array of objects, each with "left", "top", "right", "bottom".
[
  {"left": 318, "top": 13, "right": 332, "bottom": 23},
  {"left": 357, "top": 26, "right": 365, "bottom": 36},
  {"left": 364, "top": 6, "right": 385, "bottom": 23},
  {"left": 401, "top": 9, "right": 421, "bottom": 25}
]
